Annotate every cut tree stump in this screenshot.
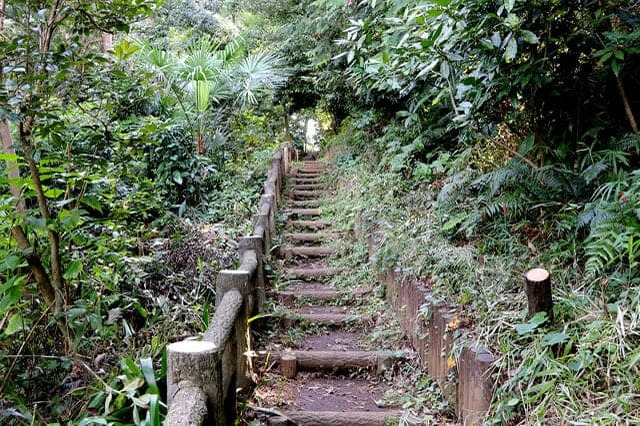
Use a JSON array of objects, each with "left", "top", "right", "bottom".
[
  {"left": 272, "top": 410, "right": 402, "bottom": 426},
  {"left": 280, "top": 353, "right": 298, "bottom": 378},
  {"left": 524, "top": 268, "right": 553, "bottom": 323}
]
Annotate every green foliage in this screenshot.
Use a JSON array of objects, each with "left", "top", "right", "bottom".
[
  {"left": 79, "top": 357, "right": 165, "bottom": 426},
  {"left": 581, "top": 169, "right": 640, "bottom": 285}
]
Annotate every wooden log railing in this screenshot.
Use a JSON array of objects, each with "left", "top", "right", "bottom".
[{"left": 165, "top": 142, "right": 293, "bottom": 426}]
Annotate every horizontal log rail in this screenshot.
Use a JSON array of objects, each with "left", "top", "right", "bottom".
[{"left": 165, "top": 142, "right": 294, "bottom": 426}]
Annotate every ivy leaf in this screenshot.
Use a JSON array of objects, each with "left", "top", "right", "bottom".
[{"left": 504, "top": 37, "right": 518, "bottom": 62}]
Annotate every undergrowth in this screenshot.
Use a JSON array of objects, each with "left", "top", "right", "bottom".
[{"left": 323, "top": 129, "right": 640, "bottom": 423}]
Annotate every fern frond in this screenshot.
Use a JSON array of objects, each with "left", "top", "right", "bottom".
[
  {"left": 581, "top": 160, "right": 609, "bottom": 186},
  {"left": 609, "top": 133, "right": 640, "bottom": 153}
]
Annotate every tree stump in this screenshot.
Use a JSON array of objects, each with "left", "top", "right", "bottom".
[
  {"left": 524, "top": 268, "right": 553, "bottom": 323},
  {"left": 281, "top": 353, "right": 297, "bottom": 378}
]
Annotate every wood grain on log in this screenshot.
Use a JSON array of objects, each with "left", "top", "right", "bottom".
[{"left": 290, "top": 178, "right": 322, "bottom": 185}]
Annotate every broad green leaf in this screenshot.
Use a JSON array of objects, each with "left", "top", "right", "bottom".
[
  {"left": 542, "top": 332, "right": 569, "bottom": 347},
  {"left": 611, "top": 59, "right": 621, "bottom": 77},
  {"left": 63, "top": 260, "right": 83, "bottom": 280},
  {"left": 0, "top": 153, "right": 20, "bottom": 162},
  {"left": 80, "top": 196, "right": 103, "bottom": 213},
  {"left": 504, "top": 0, "right": 515, "bottom": 13},
  {"left": 121, "top": 377, "right": 145, "bottom": 393},
  {"left": 172, "top": 171, "right": 183, "bottom": 185},
  {"left": 504, "top": 37, "right": 518, "bottom": 62},
  {"left": 44, "top": 188, "right": 65, "bottom": 198},
  {"left": 514, "top": 312, "right": 548, "bottom": 335},
  {"left": 4, "top": 313, "right": 29, "bottom": 335},
  {"left": 521, "top": 30, "right": 539, "bottom": 44},
  {"left": 518, "top": 134, "right": 535, "bottom": 155}
]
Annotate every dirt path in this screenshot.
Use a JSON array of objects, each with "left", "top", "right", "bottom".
[{"left": 245, "top": 160, "right": 417, "bottom": 425}]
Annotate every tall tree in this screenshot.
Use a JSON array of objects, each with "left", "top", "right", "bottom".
[{"left": 0, "top": 0, "right": 156, "bottom": 317}]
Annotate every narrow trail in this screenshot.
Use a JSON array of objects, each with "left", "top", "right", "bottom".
[{"left": 250, "top": 159, "right": 410, "bottom": 426}]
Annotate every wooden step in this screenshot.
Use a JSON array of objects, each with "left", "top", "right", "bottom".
[
  {"left": 289, "top": 220, "right": 331, "bottom": 229},
  {"left": 269, "top": 410, "right": 402, "bottom": 426},
  {"left": 286, "top": 312, "right": 357, "bottom": 326},
  {"left": 283, "top": 232, "right": 336, "bottom": 242},
  {"left": 272, "top": 287, "right": 369, "bottom": 305},
  {"left": 290, "top": 199, "right": 323, "bottom": 207},
  {"left": 291, "top": 190, "right": 325, "bottom": 199},
  {"left": 291, "top": 169, "right": 324, "bottom": 177},
  {"left": 284, "top": 267, "right": 338, "bottom": 280},
  {"left": 290, "top": 178, "right": 322, "bottom": 185},
  {"left": 278, "top": 246, "right": 335, "bottom": 258},
  {"left": 265, "top": 350, "right": 409, "bottom": 371},
  {"left": 287, "top": 208, "right": 321, "bottom": 217},
  {"left": 270, "top": 288, "right": 341, "bottom": 303},
  {"left": 292, "top": 183, "right": 326, "bottom": 191}
]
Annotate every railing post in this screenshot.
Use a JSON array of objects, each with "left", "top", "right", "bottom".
[
  {"left": 239, "top": 236, "right": 265, "bottom": 314},
  {"left": 166, "top": 340, "right": 222, "bottom": 425},
  {"left": 214, "top": 271, "right": 251, "bottom": 401},
  {"left": 252, "top": 213, "right": 271, "bottom": 253},
  {"left": 260, "top": 194, "right": 276, "bottom": 238}
]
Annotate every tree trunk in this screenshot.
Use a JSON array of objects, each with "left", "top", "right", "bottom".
[
  {"left": 102, "top": 32, "right": 113, "bottom": 52},
  {"left": 0, "top": 0, "right": 56, "bottom": 312},
  {"left": 617, "top": 76, "right": 638, "bottom": 133}
]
